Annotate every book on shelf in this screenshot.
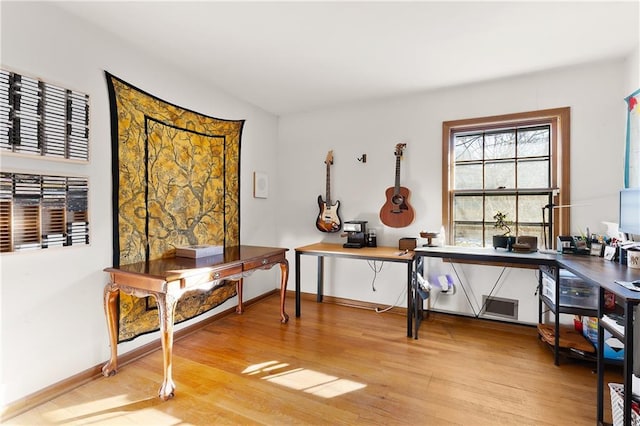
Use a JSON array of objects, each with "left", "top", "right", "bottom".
[
  {"left": 583, "top": 316, "right": 625, "bottom": 361},
  {"left": 601, "top": 314, "right": 625, "bottom": 336}
]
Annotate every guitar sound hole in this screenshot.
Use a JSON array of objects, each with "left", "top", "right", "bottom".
[{"left": 391, "top": 195, "right": 404, "bottom": 205}]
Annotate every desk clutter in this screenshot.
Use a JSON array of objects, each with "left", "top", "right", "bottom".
[{"left": 556, "top": 232, "right": 640, "bottom": 267}]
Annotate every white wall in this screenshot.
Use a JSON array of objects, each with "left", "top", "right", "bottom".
[
  {"left": 278, "top": 57, "right": 634, "bottom": 325},
  {"left": 0, "top": 3, "right": 281, "bottom": 405},
  {"left": 624, "top": 46, "right": 640, "bottom": 98}
]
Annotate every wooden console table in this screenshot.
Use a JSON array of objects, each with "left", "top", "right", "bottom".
[
  {"left": 294, "top": 242, "right": 415, "bottom": 337},
  {"left": 102, "top": 245, "right": 289, "bottom": 400}
]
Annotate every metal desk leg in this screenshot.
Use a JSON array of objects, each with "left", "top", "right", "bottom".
[
  {"left": 597, "top": 286, "right": 605, "bottom": 424},
  {"left": 317, "top": 256, "right": 324, "bottom": 303},
  {"left": 624, "top": 300, "right": 634, "bottom": 426},
  {"left": 295, "top": 251, "right": 301, "bottom": 317},
  {"left": 553, "top": 266, "right": 560, "bottom": 366},
  {"left": 408, "top": 259, "right": 414, "bottom": 338},
  {"left": 537, "top": 268, "right": 543, "bottom": 325}
]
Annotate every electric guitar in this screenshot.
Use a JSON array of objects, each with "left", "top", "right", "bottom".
[
  {"left": 316, "top": 150, "right": 342, "bottom": 232},
  {"left": 379, "top": 143, "right": 415, "bottom": 228}
]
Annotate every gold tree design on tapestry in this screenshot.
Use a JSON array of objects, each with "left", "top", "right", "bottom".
[{"left": 146, "top": 120, "right": 225, "bottom": 256}]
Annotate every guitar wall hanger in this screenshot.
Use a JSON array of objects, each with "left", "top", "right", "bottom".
[{"left": 357, "top": 154, "right": 367, "bottom": 163}]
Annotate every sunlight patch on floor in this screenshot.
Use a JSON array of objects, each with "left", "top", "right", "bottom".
[
  {"left": 242, "top": 360, "right": 282, "bottom": 375},
  {"left": 243, "top": 361, "right": 366, "bottom": 398},
  {"left": 38, "top": 394, "right": 183, "bottom": 425}
]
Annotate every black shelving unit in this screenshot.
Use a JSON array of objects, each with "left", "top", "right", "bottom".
[
  {"left": 558, "top": 256, "right": 640, "bottom": 426},
  {"left": 538, "top": 265, "right": 599, "bottom": 364}
]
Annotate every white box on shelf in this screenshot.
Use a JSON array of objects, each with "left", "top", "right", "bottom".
[{"left": 175, "top": 245, "right": 224, "bottom": 258}]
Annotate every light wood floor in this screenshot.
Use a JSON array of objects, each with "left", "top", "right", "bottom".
[{"left": 7, "top": 293, "right": 622, "bottom": 425}]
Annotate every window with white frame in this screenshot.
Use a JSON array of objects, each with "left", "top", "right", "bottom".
[{"left": 442, "top": 108, "right": 570, "bottom": 249}]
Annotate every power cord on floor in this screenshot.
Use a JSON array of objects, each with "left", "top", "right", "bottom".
[
  {"left": 367, "top": 260, "right": 384, "bottom": 291},
  {"left": 375, "top": 286, "right": 407, "bottom": 313}
]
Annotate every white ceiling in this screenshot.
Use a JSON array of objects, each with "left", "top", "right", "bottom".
[{"left": 52, "top": 1, "right": 639, "bottom": 115}]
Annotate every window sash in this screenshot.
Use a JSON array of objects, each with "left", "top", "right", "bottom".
[
  {"left": 453, "top": 125, "right": 551, "bottom": 192},
  {"left": 451, "top": 192, "right": 553, "bottom": 247},
  {"left": 442, "top": 108, "right": 570, "bottom": 249}
]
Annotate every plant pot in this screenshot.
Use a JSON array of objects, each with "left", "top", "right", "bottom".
[{"left": 493, "top": 235, "right": 516, "bottom": 251}]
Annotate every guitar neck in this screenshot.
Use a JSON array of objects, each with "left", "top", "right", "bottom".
[
  {"left": 325, "top": 162, "right": 332, "bottom": 205},
  {"left": 394, "top": 155, "right": 401, "bottom": 195}
]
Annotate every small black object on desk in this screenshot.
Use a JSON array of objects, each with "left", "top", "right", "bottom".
[{"left": 342, "top": 220, "right": 367, "bottom": 248}]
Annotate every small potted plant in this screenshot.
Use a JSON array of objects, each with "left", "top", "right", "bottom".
[{"left": 492, "top": 211, "right": 516, "bottom": 250}]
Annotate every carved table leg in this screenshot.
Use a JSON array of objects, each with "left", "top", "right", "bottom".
[
  {"left": 102, "top": 283, "right": 120, "bottom": 377},
  {"left": 156, "top": 292, "right": 178, "bottom": 400},
  {"left": 236, "top": 278, "right": 244, "bottom": 314},
  {"left": 279, "top": 259, "right": 289, "bottom": 323}
]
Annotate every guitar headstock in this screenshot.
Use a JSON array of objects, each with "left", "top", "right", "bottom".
[
  {"left": 325, "top": 150, "right": 334, "bottom": 165},
  {"left": 394, "top": 143, "right": 406, "bottom": 157}
]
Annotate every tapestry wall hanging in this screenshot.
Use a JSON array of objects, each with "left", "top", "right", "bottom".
[{"left": 105, "top": 72, "right": 243, "bottom": 342}]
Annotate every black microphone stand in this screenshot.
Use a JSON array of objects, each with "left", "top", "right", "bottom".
[{"left": 542, "top": 203, "right": 554, "bottom": 250}]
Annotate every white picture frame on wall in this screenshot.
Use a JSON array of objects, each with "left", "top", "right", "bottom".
[{"left": 253, "top": 171, "right": 269, "bottom": 199}]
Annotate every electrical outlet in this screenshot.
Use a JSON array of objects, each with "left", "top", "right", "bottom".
[{"left": 438, "top": 275, "right": 449, "bottom": 292}]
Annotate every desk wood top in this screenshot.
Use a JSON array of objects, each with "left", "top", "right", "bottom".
[
  {"left": 295, "top": 242, "right": 415, "bottom": 262},
  {"left": 104, "top": 245, "right": 288, "bottom": 280}
]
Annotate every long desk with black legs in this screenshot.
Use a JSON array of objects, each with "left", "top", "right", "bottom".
[
  {"left": 415, "top": 247, "right": 640, "bottom": 425},
  {"left": 413, "top": 246, "right": 561, "bottom": 359},
  {"left": 295, "top": 242, "right": 416, "bottom": 337}
]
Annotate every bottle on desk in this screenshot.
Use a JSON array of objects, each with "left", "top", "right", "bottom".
[{"left": 367, "top": 229, "right": 377, "bottom": 247}]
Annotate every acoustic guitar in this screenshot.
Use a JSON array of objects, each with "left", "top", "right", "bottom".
[
  {"left": 379, "top": 143, "right": 415, "bottom": 228},
  {"left": 316, "top": 150, "right": 342, "bottom": 232}
]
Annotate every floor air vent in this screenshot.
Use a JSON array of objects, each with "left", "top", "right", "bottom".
[{"left": 481, "top": 295, "right": 518, "bottom": 320}]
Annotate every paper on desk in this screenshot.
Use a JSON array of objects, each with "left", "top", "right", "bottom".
[
  {"left": 602, "top": 221, "right": 621, "bottom": 239},
  {"left": 615, "top": 280, "right": 640, "bottom": 291}
]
